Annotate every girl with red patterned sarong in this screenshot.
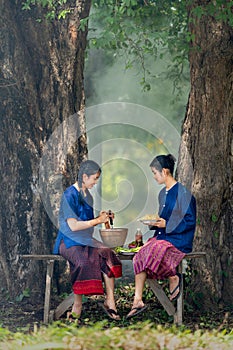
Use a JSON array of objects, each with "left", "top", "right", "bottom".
[
  {"left": 126, "top": 154, "right": 196, "bottom": 319},
  {"left": 53, "top": 160, "right": 122, "bottom": 321}
]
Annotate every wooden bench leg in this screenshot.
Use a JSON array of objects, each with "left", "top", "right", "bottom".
[
  {"left": 146, "top": 279, "right": 176, "bottom": 316},
  {"left": 54, "top": 293, "right": 74, "bottom": 320},
  {"left": 175, "top": 287, "right": 184, "bottom": 325},
  {"left": 147, "top": 261, "right": 185, "bottom": 325},
  {"left": 173, "top": 261, "right": 185, "bottom": 325},
  {"left": 43, "top": 259, "right": 55, "bottom": 324}
]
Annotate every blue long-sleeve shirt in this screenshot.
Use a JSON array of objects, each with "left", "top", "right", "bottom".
[
  {"left": 53, "top": 185, "right": 102, "bottom": 254},
  {"left": 153, "top": 182, "right": 196, "bottom": 253}
]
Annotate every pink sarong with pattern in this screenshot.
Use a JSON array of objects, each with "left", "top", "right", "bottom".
[{"left": 133, "top": 238, "right": 185, "bottom": 279}]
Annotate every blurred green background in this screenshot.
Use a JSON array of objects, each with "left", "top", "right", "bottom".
[{"left": 84, "top": 44, "right": 189, "bottom": 242}]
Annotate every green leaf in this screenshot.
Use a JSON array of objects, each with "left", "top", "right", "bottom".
[
  {"left": 211, "top": 214, "right": 218, "bottom": 223},
  {"left": 58, "top": 9, "right": 70, "bottom": 19}
]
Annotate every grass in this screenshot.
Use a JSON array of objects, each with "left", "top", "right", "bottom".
[{"left": 0, "top": 320, "right": 232, "bottom": 350}]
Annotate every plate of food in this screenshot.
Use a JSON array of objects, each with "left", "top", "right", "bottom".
[
  {"left": 138, "top": 214, "right": 159, "bottom": 225},
  {"left": 140, "top": 220, "right": 158, "bottom": 225},
  {"left": 119, "top": 251, "right": 136, "bottom": 256}
]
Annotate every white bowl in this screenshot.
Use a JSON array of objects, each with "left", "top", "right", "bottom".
[{"left": 99, "top": 228, "right": 128, "bottom": 248}]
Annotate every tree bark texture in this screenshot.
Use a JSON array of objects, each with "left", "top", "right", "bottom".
[
  {"left": 177, "top": 0, "right": 233, "bottom": 308},
  {"left": 0, "top": 0, "right": 91, "bottom": 298}
]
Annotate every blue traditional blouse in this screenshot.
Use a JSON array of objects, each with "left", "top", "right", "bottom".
[
  {"left": 53, "top": 185, "right": 102, "bottom": 254},
  {"left": 153, "top": 182, "right": 196, "bottom": 253}
]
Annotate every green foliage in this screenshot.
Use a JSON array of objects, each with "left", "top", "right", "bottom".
[
  {"left": 0, "top": 327, "right": 12, "bottom": 342},
  {"left": 22, "top": 0, "right": 72, "bottom": 21},
  {"left": 0, "top": 320, "right": 232, "bottom": 349},
  {"left": 15, "top": 288, "right": 30, "bottom": 302},
  {"left": 87, "top": 0, "right": 189, "bottom": 92},
  {"left": 87, "top": 0, "right": 233, "bottom": 91},
  {"left": 191, "top": 1, "right": 233, "bottom": 26},
  {"left": 22, "top": 0, "right": 233, "bottom": 92},
  {"left": 211, "top": 213, "right": 218, "bottom": 223},
  {"left": 22, "top": 0, "right": 190, "bottom": 92}
]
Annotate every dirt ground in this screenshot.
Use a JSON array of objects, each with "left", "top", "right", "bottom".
[{"left": 0, "top": 295, "right": 44, "bottom": 332}]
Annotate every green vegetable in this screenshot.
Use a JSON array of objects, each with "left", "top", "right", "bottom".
[{"left": 114, "top": 246, "right": 142, "bottom": 253}]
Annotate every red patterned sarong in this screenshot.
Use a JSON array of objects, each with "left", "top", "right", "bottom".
[
  {"left": 133, "top": 238, "right": 185, "bottom": 279},
  {"left": 59, "top": 241, "right": 122, "bottom": 295}
]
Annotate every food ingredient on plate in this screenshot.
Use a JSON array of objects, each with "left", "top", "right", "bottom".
[
  {"left": 128, "top": 241, "right": 137, "bottom": 249},
  {"left": 138, "top": 213, "right": 159, "bottom": 221},
  {"left": 114, "top": 246, "right": 142, "bottom": 253}
]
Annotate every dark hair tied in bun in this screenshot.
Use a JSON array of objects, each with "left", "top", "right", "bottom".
[{"left": 150, "top": 154, "right": 176, "bottom": 175}]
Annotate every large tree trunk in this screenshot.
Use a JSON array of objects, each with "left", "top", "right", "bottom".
[
  {"left": 0, "top": 0, "right": 91, "bottom": 299},
  {"left": 177, "top": 0, "right": 233, "bottom": 308}
]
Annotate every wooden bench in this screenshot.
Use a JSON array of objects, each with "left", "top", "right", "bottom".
[{"left": 19, "top": 251, "right": 206, "bottom": 325}]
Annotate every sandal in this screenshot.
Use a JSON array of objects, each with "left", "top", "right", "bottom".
[
  {"left": 169, "top": 273, "right": 182, "bottom": 301},
  {"left": 126, "top": 305, "right": 147, "bottom": 319},
  {"left": 98, "top": 302, "right": 121, "bottom": 321}
]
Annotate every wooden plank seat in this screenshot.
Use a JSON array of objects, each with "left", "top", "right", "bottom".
[{"left": 19, "top": 251, "right": 206, "bottom": 325}]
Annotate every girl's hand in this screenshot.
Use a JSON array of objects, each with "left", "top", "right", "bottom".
[
  {"left": 98, "top": 211, "right": 110, "bottom": 224},
  {"left": 154, "top": 218, "right": 166, "bottom": 228}
]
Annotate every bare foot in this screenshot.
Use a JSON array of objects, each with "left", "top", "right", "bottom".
[{"left": 71, "top": 302, "right": 82, "bottom": 318}]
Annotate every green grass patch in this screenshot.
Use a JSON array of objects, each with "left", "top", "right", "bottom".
[{"left": 0, "top": 321, "right": 232, "bottom": 350}]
